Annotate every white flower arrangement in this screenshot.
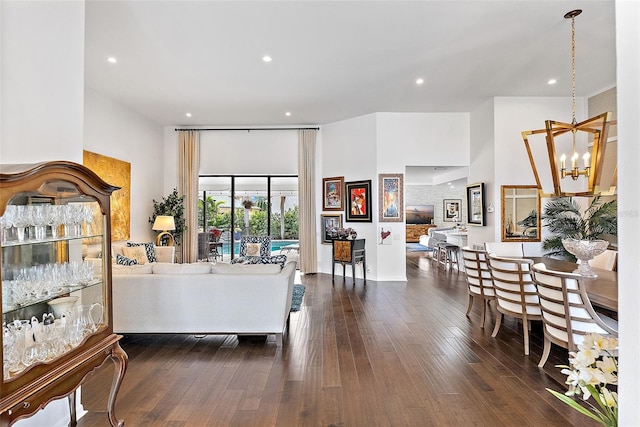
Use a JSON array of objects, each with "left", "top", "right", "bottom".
[{"left": 547, "top": 333, "right": 618, "bottom": 427}]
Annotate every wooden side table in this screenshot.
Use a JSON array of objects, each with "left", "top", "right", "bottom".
[{"left": 332, "top": 238, "right": 366, "bottom": 281}]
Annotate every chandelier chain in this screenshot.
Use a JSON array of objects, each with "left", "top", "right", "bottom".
[{"left": 571, "top": 15, "right": 577, "bottom": 125}]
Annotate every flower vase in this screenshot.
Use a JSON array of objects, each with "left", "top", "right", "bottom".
[{"left": 561, "top": 238, "right": 609, "bottom": 278}]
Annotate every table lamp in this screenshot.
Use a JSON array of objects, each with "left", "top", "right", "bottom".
[{"left": 152, "top": 215, "right": 175, "bottom": 246}]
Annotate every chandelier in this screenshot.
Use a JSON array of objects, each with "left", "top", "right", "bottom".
[{"left": 521, "top": 10, "right": 614, "bottom": 197}]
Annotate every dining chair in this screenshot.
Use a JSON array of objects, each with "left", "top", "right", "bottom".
[
  {"left": 531, "top": 263, "right": 618, "bottom": 368},
  {"left": 487, "top": 255, "right": 541, "bottom": 355},
  {"left": 461, "top": 247, "right": 495, "bottom": 328},
  {"left": 484, "top": 242, "right": 524, "bottom": 258},
  {"left": 588, "top": 249, "right": 617, "bottom": 271}
]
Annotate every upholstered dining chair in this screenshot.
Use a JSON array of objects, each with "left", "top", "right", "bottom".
[
  {"left": 461, "top": 247, "right": 495, "bottom": 328},
  {"left": 484, "top": 242, "right": 524, "bottom": 258},
  {"left": 588, "top": 249, "right": 618, "bottom": 271},
  {"left": 487, "top": 255, "right": 541, "bottom": 355},
  {"left": 531, "top": 263, "right": 618, "bottom": 368}
]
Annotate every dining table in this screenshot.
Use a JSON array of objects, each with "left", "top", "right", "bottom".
[{"left": 530, "top": 256, "right": 618, "bottom": 319}]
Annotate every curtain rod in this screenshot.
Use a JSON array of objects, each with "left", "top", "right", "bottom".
[{"left": 175, "top": 127, "right": 319, "bottom": 132}]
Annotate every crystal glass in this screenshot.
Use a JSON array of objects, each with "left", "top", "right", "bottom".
[
  {"left": 12, "top": 205, "right": 32, "bottom": 242},
  {"left": 46, "top": 205, "right": 64, "bottom": 238},
  {"left": 561, "top": 238, "right": 609, "bottom": 277}
]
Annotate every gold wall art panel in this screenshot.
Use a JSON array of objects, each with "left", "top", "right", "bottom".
[{"left": 83, "top": 150, "right": 131, "bottom": 241}]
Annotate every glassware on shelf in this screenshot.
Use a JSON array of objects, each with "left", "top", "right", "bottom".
[
  {"left": 45, "top": 205, "right": 64, "bottom": 238},
  {"left": 12, "top": 206, "right": 31, "bottom": 242}
]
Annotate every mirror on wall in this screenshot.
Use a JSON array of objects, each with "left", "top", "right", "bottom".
[{"left": 501, "top": 185, "right": 541, "bottom": 242}]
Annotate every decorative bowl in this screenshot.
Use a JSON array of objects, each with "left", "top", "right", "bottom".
[
  {"left": 561, "top": 238, "right": 609, "bottom": 277},
  {"left": 48, "top": 296, "right": 79, "bottom": 318}
]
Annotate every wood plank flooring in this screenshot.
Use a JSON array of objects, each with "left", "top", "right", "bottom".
[{"left": 77, "top": 252, "right": 598, "bottom": 426}]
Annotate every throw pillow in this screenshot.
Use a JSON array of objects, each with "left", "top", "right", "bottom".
[
  {"left": 122, "top": 246, "right": 148, "bottom": 265},
  {"left": 116, "top": 253, "right": 139, "bottom": 266},
  {"left": 127, "top": 242, "right": 157, "bottom": 263},
  {"left": 245, "top": 242, "right": 262, "bottom": 256}
]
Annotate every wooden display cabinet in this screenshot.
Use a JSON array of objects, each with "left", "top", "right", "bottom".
[
  {"left": 331, "top": 239, "right": 366, "bottom": 281},
  {"left": 0, "top": 162, "right": 127, "bottom": 426}
]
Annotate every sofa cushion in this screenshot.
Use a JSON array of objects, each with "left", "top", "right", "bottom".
[
  {"left": 127, "top": 241, "right": 157, "bottom": 263},
  {"left": 210, "top": 263, "right": 281, "bottom": 275},
  {"left": 112, "top": 240, "right": 128, "bottom": 257},
  {"left": 152, "top": 262, "right": 213, "bottom": 275},
  {"left": 122, "top": 246, "right": 149, "bottom": 265},
  {"left": 113, "top": 263, "right": 153, "bottom": 274},
  {"left": 115, "top": 253, "right": 139, "bottom": 266},
  {"left": 245, "top": 242, "right": 262, "bottom": 256},
  {"left": 247, "top": 254, "right": 288, "bottom": 269}
]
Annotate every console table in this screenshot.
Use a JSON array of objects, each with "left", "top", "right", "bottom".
[
  {"left": 332, "top": 239, "right": 366, "bottom": 281},
  {"left": 406, "top": 224, "right": 436, "bottom": 242}
]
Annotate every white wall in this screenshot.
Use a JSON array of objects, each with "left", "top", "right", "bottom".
[
  {"left": 84, "top": 88, "right": 165, "bottom": 242},
  {"left": 0, "top": 0, "right": 85, "bottom": 164},
  {"left": 319, "top": 112, "right": 470, "bottom": 281},
  {"left": 319, "top": 114, "right": 378, "bottom": 278},
  {"left": 467, "top": 99, "right": 495, "bottom": 248},
  {"left": 615, "top": 0, "right": 640, "bottom": 423}
]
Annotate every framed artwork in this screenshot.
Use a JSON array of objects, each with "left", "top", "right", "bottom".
[
  {"left": 378, "top": 173, "right": 403, "bottom": 222},
  {"left": 466, "top": 183, "right": 485, "bottom": 226},
  {"left": 345, "top": 180, "right": 372, "bottom": 222},
  {"left": 443, "top": 199, "right": 462, "bottom": 223},
  {"left": 322, "top": 176, "right": 344, "bottom": 211},
  {"left": 320, "top": 214, "right": 343, "bottom": 244}
]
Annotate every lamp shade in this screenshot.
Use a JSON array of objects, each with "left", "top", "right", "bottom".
[{"left": 152, "top": 215, "right": 175, "bottom": 231}]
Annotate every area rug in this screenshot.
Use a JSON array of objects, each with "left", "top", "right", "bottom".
[
  {"left": 406, "top": 243, "right": 431, "bottom": 252},
  {"left": 290, "top": 284, "right": 305, "bottom": 312}
]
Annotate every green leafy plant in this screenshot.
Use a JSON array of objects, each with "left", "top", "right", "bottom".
[
  {"left": 542, "top": 196, "right": 617, "bottom": 261},
  {"left": 149, "top": 188, "right": 186, "bottom": 245}
]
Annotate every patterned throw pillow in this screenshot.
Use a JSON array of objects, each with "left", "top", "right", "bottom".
[
  {"left": 239, "top": 236, "right": 271, "bottom": 257},
  {"left": 127, "top": 242, "right": 157, "bottom": 263},
  {"left": 243, "top": 254, "right": 288, "bottom": 269},
  {"left": 245, "top": 243, "right": 262, "bottom": 256},
  {"left": 122, "top": 246, "right": 149, "bottom": 265},
  {"left": 116, "top": 253, "right": 139, "bottom": 266}
]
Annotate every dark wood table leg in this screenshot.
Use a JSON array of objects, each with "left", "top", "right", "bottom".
[
  {"left": 68, "top": 390, "right": 77, "bottom": 427},
  {"left": 107, "top": 342, "right": 128, "bottom": 427}
]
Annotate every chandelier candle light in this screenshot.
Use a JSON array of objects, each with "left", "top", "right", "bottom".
[{"left": 521, "top": 10, "right": 614, "bottom": 197}]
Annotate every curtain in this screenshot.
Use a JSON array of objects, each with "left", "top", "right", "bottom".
[
  {"left": 298, "top": 129, "right": 318, "bottom": 273},
  {"left": 178, "top": 130, "right": 200, "bottom": 263}
]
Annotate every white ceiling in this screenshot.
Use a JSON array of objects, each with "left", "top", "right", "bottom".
[{"left": 84, "top": 1, "right": 617, "bottom": 127}]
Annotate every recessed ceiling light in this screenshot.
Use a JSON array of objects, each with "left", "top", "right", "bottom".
[
  {"left": 548, "top": 78, "right": 557, "bottom": 85},
  {"left": 262, "top": 55, "right": 272, "bottom": 63},
  {"left": 106, "top": 56, "right": 118, "bottom": 64},
  {"left": 285, "top": 112, "right": 291, "bottom": 117},
  {"left": 185, "top": 112, "right": 192, "bottom": 118},
  {"left": 416, "top": 78, "right": 424, "bottom": 85}
]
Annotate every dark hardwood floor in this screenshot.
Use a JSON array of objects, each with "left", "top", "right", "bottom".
[{"left": 77, "top": 251, "right": 598, "bottom": 426}]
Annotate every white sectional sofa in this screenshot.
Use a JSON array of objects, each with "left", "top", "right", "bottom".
[{"left": 111, "top": 260, "right": 297, "bottom": 345}]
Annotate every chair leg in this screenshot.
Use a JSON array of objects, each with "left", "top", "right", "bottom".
[
  {"left": 538, "top": 336, "right": 551, "bottom": 368},
  {"left": 480, "top": 299, "right": 488, "bottom": 329},
  {"left": 491, "top": 313, "right": 502, "bottom": 337},
  {"left": 522, "top": 321, "right": 530, "bottom": 355},
  {"left": 465, "top": 294, "right": 474, "bottom": 317}
]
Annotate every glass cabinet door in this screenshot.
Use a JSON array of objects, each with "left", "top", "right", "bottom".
[{"left": 1, "top": 180, "right": 107, "bottom": 381}]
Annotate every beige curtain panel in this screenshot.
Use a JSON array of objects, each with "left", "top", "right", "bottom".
[
  {"left": 178, "top": 130, "right": 200, "bottom": 263},
  {"left": 298, "top": 129, "right": 318, "bottom": 273}
]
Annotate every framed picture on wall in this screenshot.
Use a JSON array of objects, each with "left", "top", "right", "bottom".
[
  {"left": 320, "top": 213, "right": 343, "bottom": 244},
  {"left": 466, "top": 183, "right": 485, "bottom": 226},
  {"left": 443, "top": 199, "right": 462, "bottom": 223},
  {"left": 378, "top": 173, "right": 403, "bottom": 222},
  {"left": 322, "top": 176, "right": 344, "bottom": 211},
  {"left": 345, "top": 180, "right": 372, "bottom": 222}
]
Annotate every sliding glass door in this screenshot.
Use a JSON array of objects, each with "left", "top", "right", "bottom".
[{"left": 198, "top": 175, "right": 298, "bottom": 260}]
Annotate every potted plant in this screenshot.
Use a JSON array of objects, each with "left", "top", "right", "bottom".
[
  {"left": 149, "top": 188, "right": 186, "bottom": 245},
  {"left": 542, "top": 196, "right": 617, "bottom": 262}
]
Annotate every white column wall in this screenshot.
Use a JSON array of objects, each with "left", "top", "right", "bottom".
[
  {"left": 615, "top": 0, "right": 640, "bottom": 423},
  {"left": 0, "top": 0, "right": 85, "bottom": 164}
]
